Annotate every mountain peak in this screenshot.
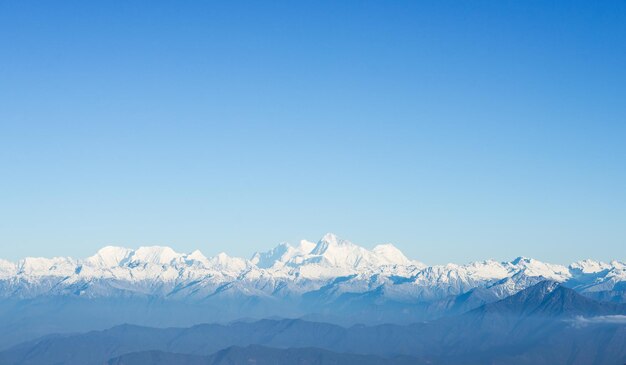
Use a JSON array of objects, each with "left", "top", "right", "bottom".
[
  {"left": 569, "top": 259, "right": 610, "bottom": 274},
  {"left": 86, "top": 246, "right": 133, "bottom": 267},
  {"left": 510, "top": 280, "right": 561, "bottom": 303},
  {"left": 320, "top": 232, "right": 339, "bottom": 241},
  {"left": 187, "top": 250, "right": 208, "bottom": 263},
  {"left": 533, "top": 279, "right": 561, "bottom": 294},
  {"left": 318, "top": 232, "right": 344, "bottom": 245},
  {"left": 311, "top": 233, "right": 355, "bottom": 255},
  {"left": 477, "top": 280, "right": 561, "bottom": 315},
  {"left": 208, "top": 252, "right": 247, "bottom": 273},
  {"left": 509, "top": 256, "right": 571, "bottom": 282},
  {"left": 372, "top": 244, "right": 410, "bottom": 265},
  {"left": 0, "top": 236, "right": 623, "bottom": 304},
  {"left": 250, "top": 243, "right": 291, "bottom": 267},
  {"left": 130, "top": 246, "right": 180, "bottom": 265},
  {"left": 511, "top": 256, "right": 532, "bottom": 265}
]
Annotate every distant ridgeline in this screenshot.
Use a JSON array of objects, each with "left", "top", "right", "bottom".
[
  {"left": 0, "top": 234, "right": 625, "bottom": 364},
  {"left": 0, "top": 282, "right": 625, "bottom": 365}
]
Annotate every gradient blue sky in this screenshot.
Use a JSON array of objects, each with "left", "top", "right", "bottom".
[{"left": 1, "top": 1, "right": 625, "bottom": 264}]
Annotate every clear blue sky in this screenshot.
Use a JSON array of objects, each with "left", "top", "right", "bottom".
[{"left": 1, "top": 0, "right": 625, "bottom": 264}]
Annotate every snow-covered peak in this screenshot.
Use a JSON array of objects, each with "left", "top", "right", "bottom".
[
  {"left": 510, "top": 256, "right": 532, "bottom": 265},
  {"left": 569, "top": 259, "right": 611, "bottom": 274},
  {"left": 308, "top": 234, "right": 412, "bottom": 267},
  {"left": 251, "top": 240, "right": 317, "bottom": 269},
  {"left": 16, "top": 256, "right": 76, "bottom": 277},
  {"left": 207, "top": 252, "right": 248, "bottom": 273},
  {"left": 298, "top": 240, "right": 317, "bottom": 255},
  {"left": 311, "top": 233, "right": 355, "bottom": 255},
  {"left": 508, "top": 257, "right": 571, "bottom": 282},
  {"left": 0, "top": 235, "right": 623, "bottom": 302},
  {"left": 283, "top": 233, "right": 422, "bottom": 278},
  {"left": 129, "top": 246, "right": 181, "bottom": 266},
  {"left": 0, "top": 259, "right": 15, "bottom": 269},
  {"left": 85, "top": 246, "right": 133, "bottom": 267},
  {"left": 372, "top": 244, "right": 411, "bottom": 265},
  {"left": 0, "top": 259, "right": 17, "bottom": 279},
  {"left": 307, "top": 233, "right": 369, "bottom": 266},
  {"left": 463, "top": 259, "right": 510, "bottom": 280},
  {"left": 251, "top": 243, "right": 292, "bottom": 268},
  {"left": 186, "top": 250, "right": 208, "bottom": 263}
]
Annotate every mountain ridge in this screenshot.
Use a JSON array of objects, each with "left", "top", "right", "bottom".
[
  {"left": 0, "top": 233, "right": 624, "bottom": 302},
  {"left": 2, "top": 281, "right": 625, "bottom": 365}
]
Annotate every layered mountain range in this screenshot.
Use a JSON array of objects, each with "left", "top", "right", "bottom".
[
  {"left": 0, "top": 234, "right": 624, "bottom": 363},
  {"left": 1, "top": 233, "right": 625, "bottom": 351},
  {"left": 1, "top": 233, "right": 624, "bottom": 302},
  {"left": 1, "top": 281, "right": 625, "bottom": 365}
]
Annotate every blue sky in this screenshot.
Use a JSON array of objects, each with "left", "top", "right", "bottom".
[{"left": 1, "top": 1, "right": 625, "bottom": 264}]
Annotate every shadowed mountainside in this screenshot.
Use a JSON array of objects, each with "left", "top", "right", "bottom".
[
  {"left": 107, "top": 346, "right": 423, "bottom": 365},
  {"left": 1, "top": 281, "right": 624, "bottom": 365}
]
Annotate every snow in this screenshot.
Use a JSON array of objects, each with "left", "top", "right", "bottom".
[
  {"left": 17, "top": 256, "right": 76, "bottom": 277},
  {"left": 569, "top": 259, "right": 611, "bottom": 274},
  {"left": 372, "top": 244, "right": 411, "bottom": 265},
  {"left": 129, "top": 246, "right": 181, "bottom": 266},
  {"left": 186, "top": 250, "right": 209, "bottom": 266},
  {"left": 508, "top": 257, "right": 571, "bottom": 282},
  {"left": 0, "top": 233, "right": 623, "bottom": 301},
  {"left": 207, "top": 252, "right": 248, "bottom": 273},
  {"left": 85, "top": 246, "right": 133, "bottom": 267},
  {"left": 0, "top": 259, "right": 17, "bottom": 279},
  {"left": 251, "top": 240, "right": 317, "bottom": 269},
  {"left": 251, "top": 243, "right": 292, "bottom": 268}
]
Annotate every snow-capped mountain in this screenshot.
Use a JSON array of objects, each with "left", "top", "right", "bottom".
[{"left": 0, "top": 233, "right": 623, "bottom": 303}]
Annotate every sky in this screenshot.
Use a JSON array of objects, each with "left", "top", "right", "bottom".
[{"left": 1, "top": 0, "right": 625, "bottom": 264}]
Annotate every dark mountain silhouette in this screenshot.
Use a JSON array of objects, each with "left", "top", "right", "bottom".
[
  {"left": 417, "top": 281, "right": 626, "bottom": 364},
  {"left": 107, "top": 345, "right": 423, "bottom": 365},
  {"left": 1, "top": 281, "right": 624, "bottom": 365},
  {"left": 585, "top": 290, "right": 626, "bottom": 304},
  {"left": 474, "top": 280, "right": 625, "bottom": 317}
]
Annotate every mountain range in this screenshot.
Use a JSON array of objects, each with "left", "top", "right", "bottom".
[
  {"left": 0, "top": 233, "right": 624, "bottom": 352},
  {"left": 1, "top": 233, "right": 624, "bottom": 301},
  {"left": 1, "top": 281, "right": 624, "bottom": 365}
]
